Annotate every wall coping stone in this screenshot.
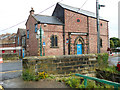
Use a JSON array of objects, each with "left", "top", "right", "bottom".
[{"left": 23, "top": 54, "right": 97, "bottom": 61}]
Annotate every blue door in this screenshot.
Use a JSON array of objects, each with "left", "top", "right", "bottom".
[
  {"left": 77, "top": 44, "right": 82, "bottom": 55},
  {"left": 22, "top": 49, "right": 25, "bottom": 58}
]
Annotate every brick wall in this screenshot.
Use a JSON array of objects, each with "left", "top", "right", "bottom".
[
  {"left": 25, "top": 8, "right": 108, "bottom": 56},
  {"left": 23, "top": 54, "right": 97, "bottom": 75},
  {"left": 64, "top": 9, "right": 108, "bottom": 54},
  {"left": 26, "top": 14, "right": 63, "bottom": 56},
  {"left": 64, "top": 9, "right": 88, "bottom": 33},
  {"left": 88, "top": 17, "right": 109, "bottom": 53},
  {"left": 26, "top": 15, "right": 38, "bottom": 56},
  {"left": 64, "top": 9, "right": 88, "bottom": 55},
  {"left": 40, "top": 24, "right": 63, "bottom": 56}
]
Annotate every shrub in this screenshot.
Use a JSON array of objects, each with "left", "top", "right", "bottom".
[
  {"left": 38, "top": 72, "right": 48, "bottom": 79},
  {"left": 96, "top": 53, "right": 109, "bottom": 69},
  {"left": 22, "top": 67, "right": 49, "bottom": 81},
  {"left": 2, "top": 53, "right": 19, "bottom": 60},
  {"left": 63, "top": 76, "right": 113, "bottom": 88},
  {"left": 22, "top": 69, "right": 37, "bottom": 81},
  {"left": 64, "top": 75, "right": 81, "bottom": 88},
  {"left": 104, "top": 66, "right": 120, "bottom": 74}
]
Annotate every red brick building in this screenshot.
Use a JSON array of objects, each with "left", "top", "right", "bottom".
[
  {"left": 0, "top": 33, "right": 17, "bottom": 54},
  {"left": 15, "top": 28, "right": 26, "bottom": 57},
  {"left": 25, "top": 3, "right": 109, "bottom": 56}
]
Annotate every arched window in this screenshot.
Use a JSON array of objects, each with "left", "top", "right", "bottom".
[{"left": 50, "top": 35, "right": 58, "bottom": 48}]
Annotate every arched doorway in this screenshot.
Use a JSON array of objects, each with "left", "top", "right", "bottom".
[{"left": 74, "top": 36, "right": 84, "bottom": 55}]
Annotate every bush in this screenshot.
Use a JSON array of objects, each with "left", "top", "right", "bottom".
[
  {"left": 63, "top": 76, "right": 113, "bottom": 88},
  {"left": 2, "top": 53, "right": 19, "bottom": 60},
  {"left": 64, "top": 75, "right": 81, "bottom": 88},
  {"left": 22, "top": 69, "right": 37, "bottom": 81},
  {"left": 22, "top": 67, "right": 49, "bottom": 81},
  {"left": 104, "top": 66, "right": 120, "bottom": 74},
  {"left": 96, "top": 53, "right": 109, "bottom": 69}
]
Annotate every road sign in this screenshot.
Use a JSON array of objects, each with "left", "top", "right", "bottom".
[
  {"left": 37, "top": 29, "right": 44, "bottom": 35},
  {"left": 36, "top": 35, "right": 39, "bottom": 39}
]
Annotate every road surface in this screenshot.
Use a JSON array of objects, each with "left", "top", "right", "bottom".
[
  {"left": 108, "top": 56, "right": 120, "bottom": 66},
  {"left": 0, "top": 61, "right": 22, "bottom": 80}
]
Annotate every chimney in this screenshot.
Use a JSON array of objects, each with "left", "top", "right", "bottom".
[{"left": 30, "top": 7, "right": 34, "bottom": 15}]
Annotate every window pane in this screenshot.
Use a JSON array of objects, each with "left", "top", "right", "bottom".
[
  {"left": 55, "top": 36, "right": 58, "bottom": 46},
  {"left": 100, "top": 38, "right": 102, "bottom": 47},
  {"left": 27, "top": 30, "right": 29, "bottom": 39},
  {"left": 35, "top": 24, "right": 37, "bottom": 32},
  {"left": 51, "top": 35, "right": 54, "bottom": 46},
  {"left": 18, "top": 36, "right": 19, "bottom": 45}
]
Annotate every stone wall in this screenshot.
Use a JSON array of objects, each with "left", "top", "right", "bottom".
[{"left": 23, "top": 54, "right": 97, "bottom": 75}]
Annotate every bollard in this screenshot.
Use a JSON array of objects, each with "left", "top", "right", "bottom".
[{"left": 0, "top": 57, "right": 3, "bottom": 63}]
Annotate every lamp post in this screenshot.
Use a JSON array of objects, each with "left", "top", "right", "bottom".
[
  {"left": 37, "top": 21, "right": 42, "bottom": 56},
  {"left": 96, "top": 0, "right": 105, "bottom": 53},
  {"left": 40, "top": 25, "right": 42, "bottom": 56}
]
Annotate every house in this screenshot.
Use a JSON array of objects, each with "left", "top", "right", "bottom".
[
  {"left": 0, "top": 33, "right": 17, "bottom": 54},
  {"left": 25, "top": 3, "right": 109, "bottom": 56},
  {"left": 15, "top": 28, "right": 26, "bottom": 57}
]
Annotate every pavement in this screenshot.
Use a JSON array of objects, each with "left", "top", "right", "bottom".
[{"left": 2, "top": 77, "right": 69, "bottom": 88}]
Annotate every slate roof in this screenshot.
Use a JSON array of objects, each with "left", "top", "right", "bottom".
[
  {"left": 18, "top": 28, "right": 26, "bottom": 37},
  {"left": 32, "top": 14, "right": 63, "bottom": 25},
  {"left": 58, "top": 3, "right": 108, "bottom": 21}
]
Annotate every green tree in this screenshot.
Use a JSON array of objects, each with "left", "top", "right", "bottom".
[
  {"left": 110, "top": 40, "right": 114, "bottom": 48},
  {"left": 110, "top": 37, "right": 119, "bottom": 48},
  {"left": 117, "top": 40, "right": 120, "bottom": 47}
]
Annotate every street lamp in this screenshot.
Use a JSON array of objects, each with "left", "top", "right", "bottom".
[
  {"left": 96, "top": 0, "right": 105, "bottom": 53},
  {"left": 37, "top": 21, "right": 42, "bottom": 56}
]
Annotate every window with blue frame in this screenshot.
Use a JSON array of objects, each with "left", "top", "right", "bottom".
[
  {"left": 35, "top": 24, "right": 37, "bottom": 32},
  {"left": 27, "top": 30, "right": 29, "bottom": 39},
  {"left": 18, "top": 36, "right": 19, "bottom": 45}
]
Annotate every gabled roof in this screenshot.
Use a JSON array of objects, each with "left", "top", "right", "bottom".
[
  {"left": 57, "top": 3, "right": 108, "bottom": 21},
  {"left": 32, "top": 14, "right": 63, "bottom": 25},
  {"left": 17, "top": 28, "right": 26, "bottom": 37}
]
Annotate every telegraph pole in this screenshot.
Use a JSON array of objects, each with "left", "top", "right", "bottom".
[
  {"left": 96, "top": 0, "right": 100, "bottom": 53},
  {"left": 96, "top": 0, "right": 105, "bottom": 53}
]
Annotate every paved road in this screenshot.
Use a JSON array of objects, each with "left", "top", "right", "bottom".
[
  {"left": 0, "top": 61, "right": 22, "bottom": 80},
  {"left": 108, "top": 56, "right": 120, "bottom": 66}
]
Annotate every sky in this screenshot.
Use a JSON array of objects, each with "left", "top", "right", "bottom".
[{"left": 0, "top": 0, "right": 119, "bottom": 38}]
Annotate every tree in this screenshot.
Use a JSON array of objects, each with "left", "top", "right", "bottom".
[
  {"left": 110, "top": 37, "right": 119, "bottom": 48},
  {"left": 117, "top": 40, "right": 120, "bottom": 47},
  {"left": 110, "top": 40, "right": 114, "bottom": 48}
]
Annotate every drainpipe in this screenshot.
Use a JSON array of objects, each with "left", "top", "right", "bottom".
[
  {"left": 68, "top": 32, "right": 71, "bottom": 55},
  {"left": 63, "top": 24, "right": 65, "bottom": 55},
  {"left": 87, "top": 16, "right": 89, "bottom": 54}
]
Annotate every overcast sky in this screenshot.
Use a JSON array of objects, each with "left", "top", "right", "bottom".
[{"left": 0, "top": 0, "right": 119, "bottom": 38}]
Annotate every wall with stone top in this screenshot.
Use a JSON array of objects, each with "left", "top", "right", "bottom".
[{"left": 23, "top": 54, "right": 97, "bottom": 75}]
